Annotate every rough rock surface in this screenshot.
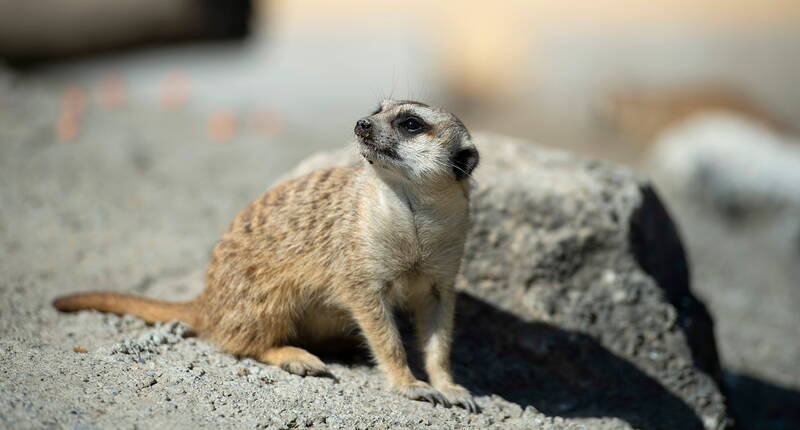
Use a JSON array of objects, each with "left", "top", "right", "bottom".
[{"left": 0, "top": 86, "right": 727, "bottom": 430}]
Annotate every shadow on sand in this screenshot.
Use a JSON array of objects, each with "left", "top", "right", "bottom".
[
  {"left": 724, "top": 372, "right": 800, "bottom": 430},
  {"left": 322, "top": 292, "right": 707, "bottom": 430}
]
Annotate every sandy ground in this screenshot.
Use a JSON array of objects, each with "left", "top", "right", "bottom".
[{"left": 2, "top": 81, "right": 647, "bottom": 429}]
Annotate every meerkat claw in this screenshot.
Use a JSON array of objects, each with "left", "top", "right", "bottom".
[
  {"left": 462, "top": 398, "right": 479, "bottom": 413},
  {"left": 431, "top": 391, "right": 449, "bottom": 407},
  {"left": 438, "top": 384, "right": 478, "bottom": 413},
  {"left": 422, "top": 391, "right": 449, "bottom": 407},
  {"left": 393, "top": 381, "right": 450, "bottom": 406}
]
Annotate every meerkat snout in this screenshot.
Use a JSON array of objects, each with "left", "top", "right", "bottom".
[{"left": 354, "top": 118, "right": 372, "bottom": 138}]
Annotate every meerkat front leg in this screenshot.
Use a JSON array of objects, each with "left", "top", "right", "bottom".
[
  {"left": 347, "top": 282, "right": 448, "bottom": 406},
  {"left": 413, "top": 280, "right": 478, "bottom": 412}
]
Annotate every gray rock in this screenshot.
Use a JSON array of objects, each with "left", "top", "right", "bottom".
[
  {"left": 649, "top": 112, "right": 800, "bottom": 217},
  {"left": 289, "top": 132, "right": 729, "bottom": 429}
]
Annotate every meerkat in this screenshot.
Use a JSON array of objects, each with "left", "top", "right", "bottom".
[{"left": 53, "top": 100, "right": 480, "bottom": 412}]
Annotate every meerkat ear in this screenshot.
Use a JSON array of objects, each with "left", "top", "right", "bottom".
[{"left": 451, "top": 145, "right": 479, "bottom": 180}]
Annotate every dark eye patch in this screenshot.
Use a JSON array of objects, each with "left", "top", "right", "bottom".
[
  {"left": 397, "top": 116, "right": 425, "bottom": 134},
  {"left": 393, "top": 110, "right": 428, "bottom": 135}
]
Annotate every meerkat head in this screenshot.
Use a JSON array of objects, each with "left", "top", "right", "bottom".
[{"left": 354, "top": 100, "right": 479, "bottom": 184}]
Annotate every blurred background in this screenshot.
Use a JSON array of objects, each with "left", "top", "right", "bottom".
[{"left": 1, "top": 1, "right": 799, "bottom": 428}]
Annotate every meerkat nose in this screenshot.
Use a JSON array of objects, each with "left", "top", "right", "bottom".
[{"left": 355, "top": 118, "right": 372, "bottom": 138}]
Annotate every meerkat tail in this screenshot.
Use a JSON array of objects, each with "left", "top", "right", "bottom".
[{"left": 52, "top": 292, "right": 197, "bottom": 326}]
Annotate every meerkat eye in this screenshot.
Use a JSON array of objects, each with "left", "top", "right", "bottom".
[{"left": 398, "top": 117, "right": 424, "bottom": 134}]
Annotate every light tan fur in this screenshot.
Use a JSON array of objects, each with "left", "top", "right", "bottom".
[{"left": 53, "top": 100, "right": 480, "bottom": 411}]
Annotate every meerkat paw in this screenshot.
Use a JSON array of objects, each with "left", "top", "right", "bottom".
[
  {"left": 280, "top": 357, "right": 328, "bottom": 377},
  {"left": 392, "top": 380, "right": 449, "bottom": 407},
  {"left": 437, "top": 383, "right": 479, "bottom": 413},
  {"left": 259, "top": 346, "right": 329, "bottom": 377}
]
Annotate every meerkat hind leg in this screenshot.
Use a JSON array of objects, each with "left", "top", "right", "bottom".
[{"left": 259, "top": 346, "right": 328, "bottom": 377}]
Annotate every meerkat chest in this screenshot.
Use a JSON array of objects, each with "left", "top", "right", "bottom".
[{"left": 367, "top": 186, "right": 469, "bottom": 278}]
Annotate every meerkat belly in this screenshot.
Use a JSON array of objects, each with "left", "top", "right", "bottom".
[
  {"left": 298, "top": 302, "right": 357, "bottom": 343},
  {"left": 366, "top": 213, "right": 465, "bottom": 307}
]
